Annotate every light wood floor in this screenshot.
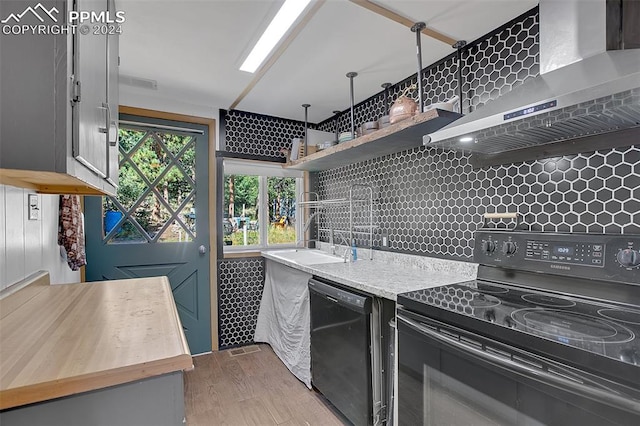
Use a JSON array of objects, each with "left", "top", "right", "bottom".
[{"left": 184, "top": 344, "right": 348, "bottom": 425}]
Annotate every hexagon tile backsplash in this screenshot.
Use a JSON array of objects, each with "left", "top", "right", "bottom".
[
  {"left": 222, "top": 109, "right": 308, "bottom": 160},
  {"left": 218, "top": 258, "right": 265, "bottom": 348},
  {"left": 316, "top": 144, "right": 640, "bottom": 261}
]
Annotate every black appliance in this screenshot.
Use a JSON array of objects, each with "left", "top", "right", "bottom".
[
  {"left": 309, "top": 277, "right": 384, "bottom": 426},
  {"left": 397, "top": 230, "right": 640, "bottom": 425}
]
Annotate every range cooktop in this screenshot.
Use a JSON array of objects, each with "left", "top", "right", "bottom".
[
  {"left": 399, "top": 280, "right": 640, "bottom": 367},
  {"left": 398, "top": 231, "right": 640, "bottom": 380}
]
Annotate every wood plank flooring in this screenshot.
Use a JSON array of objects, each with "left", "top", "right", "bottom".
[{"left": 184, "top": 344, "right": 348, "bottom": 425}]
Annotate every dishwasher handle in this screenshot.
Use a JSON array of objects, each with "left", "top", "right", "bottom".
[
  {"left": 325, "top": 295, "right": 340, "bottom": 304},
  {"left": 309, "top": 278, "right": 372, "bottom": 314}
]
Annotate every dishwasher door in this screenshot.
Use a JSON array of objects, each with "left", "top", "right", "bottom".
[{"left": 309, "top": 278, "right": 373, "bottom": 426}]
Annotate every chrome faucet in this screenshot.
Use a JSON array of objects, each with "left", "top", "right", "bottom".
[
  {"left": 332, "top": 230, "right": 352, "bottom": 262},
  {"left": 301, "top": 212, "right": 350, "bottom": 262}
]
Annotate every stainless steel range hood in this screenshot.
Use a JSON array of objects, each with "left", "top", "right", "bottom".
[{"left": 423, "top": 0, "right": 640, "bottom": 155}]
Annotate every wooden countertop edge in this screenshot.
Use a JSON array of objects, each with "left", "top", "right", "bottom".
[
  {"left": 160, "top": 276, "right": 193, "bottom": 363},
  {"left": 0, "top": 271, "right": 50, "bottom": 319},
  {"left": 0, "top": 353, "right": 193, "bottom": 410}
]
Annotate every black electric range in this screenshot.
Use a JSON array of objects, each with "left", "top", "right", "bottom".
[{"left": 398, "top": 230, "right": 640, "bottom": 418}]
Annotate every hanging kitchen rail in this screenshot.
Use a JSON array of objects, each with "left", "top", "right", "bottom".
[
  {"left": 411, "top": 22, "right": 427, "bottom": 113},
  {"left": 347, "top": 72, "right": 358, "bottom": 140}
]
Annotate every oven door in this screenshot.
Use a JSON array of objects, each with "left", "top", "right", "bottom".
[{"left": 397, "top": 308, "right": 640, "bottom": 426}]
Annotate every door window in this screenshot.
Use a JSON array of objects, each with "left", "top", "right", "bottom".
[{"left": 103, "top": 126, "right": 197, "bottom": 243}]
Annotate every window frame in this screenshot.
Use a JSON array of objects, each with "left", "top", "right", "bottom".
[{"left": 222, "top": 159, "right": 303, "bottom": 252}]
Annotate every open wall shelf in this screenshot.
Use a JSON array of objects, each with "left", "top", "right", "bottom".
[{"left": 284, "top": 109, "right": 463, "bottom": 171}]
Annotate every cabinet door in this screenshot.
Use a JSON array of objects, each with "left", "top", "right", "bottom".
[
  {"left": 73, "top": 0, "right": 108, "bottom": 178},
  {"left": 105, "top": 0, "right": 119, "bottom": 190}
]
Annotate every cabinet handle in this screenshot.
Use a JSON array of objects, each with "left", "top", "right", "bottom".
[
  {"left": 110, "top": 116, "right": 118, "bottom": 148},
  {"left": 105, "top": 103, "right": 111, "bottom": 141},
  {"left": 99, "top": 103, "right": 108, "bottom": 134},
  {"left": 105, "top": 103, "right": 117, "bottom": 147}
]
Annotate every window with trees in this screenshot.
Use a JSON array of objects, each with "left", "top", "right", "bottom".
[{"left": 222, "top": 159, "right": 303, "bottom": 250}]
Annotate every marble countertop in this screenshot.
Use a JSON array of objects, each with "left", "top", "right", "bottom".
[{"left": 261, "top": 245, "right": 477, "bottom": 300}]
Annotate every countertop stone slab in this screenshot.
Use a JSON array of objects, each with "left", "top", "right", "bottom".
[{"left": 261, "top": 245, "right": 477, "bottom": 300}]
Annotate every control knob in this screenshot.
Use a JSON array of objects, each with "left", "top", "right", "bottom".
[
  {"left": 483, "top": 310, "right": 496, "bottom": 323},
  {"left": 503, "top": 317, "right": 517, "bottom": 329},
  {"left": 502, "top": 241, "right": 517, "bottom": 255},
  {"left": 619, "top": 348, "right": 639, "bottom": 365},
  {"left": 482, "top": 240, "right": 496, "bottom": 254},
  {"left": 617, "top": 249, "right": 640, "bottom": 268}
]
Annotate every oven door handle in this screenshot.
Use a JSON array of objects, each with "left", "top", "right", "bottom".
[{"left": 397, "top": 314, "right": 640, "bottom": 415}]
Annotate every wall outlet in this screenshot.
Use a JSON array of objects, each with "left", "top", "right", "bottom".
[{"left": 28, "top": 194, "right": 39, "bottom": 220}]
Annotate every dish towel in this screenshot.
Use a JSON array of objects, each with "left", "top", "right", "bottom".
[{"left": 58, "top": 195, "right": 87, "bottom": 271}]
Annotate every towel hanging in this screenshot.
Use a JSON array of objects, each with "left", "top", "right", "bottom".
[{"left": 58, "top": 195, "right": 87, "bottom": 271}]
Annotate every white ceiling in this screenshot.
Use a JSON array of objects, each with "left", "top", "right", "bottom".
[{"left": 117, "top": 0, "right": 538, "bottom": 123}]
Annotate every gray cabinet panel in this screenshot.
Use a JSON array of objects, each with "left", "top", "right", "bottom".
[
  {"left": 0, "top": 372, "right": 185, "bottom": 426},
  {"left": 0, "top": 0, "right": 63, "bottom": 172},
  {"left": 0, "top": 0, "right": 118, "bottom": 196},
  {"left": 105, "top": 0, "right": 119, "bottom": 189},
  {"left": 73, "top": 0, "right": 108, "bottom": 177}
]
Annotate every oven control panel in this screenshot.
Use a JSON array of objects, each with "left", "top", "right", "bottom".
[
  {"left": 523, "top": 240, "right": 605, "bottom": 267},
  {"left": 474, "top": 231, "right": 640, "bottom": 285}
]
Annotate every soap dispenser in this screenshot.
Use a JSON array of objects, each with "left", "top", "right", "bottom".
[{"left": 351, "top": 239, "right": 358, "bottom": 261}]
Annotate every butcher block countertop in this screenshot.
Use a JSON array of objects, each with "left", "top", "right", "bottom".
[{"left": 0, "top": 275, "right": 192, "bottom": 410}]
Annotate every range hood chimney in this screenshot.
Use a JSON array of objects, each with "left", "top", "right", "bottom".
[
  {"left": 423, "top": 0, "right": 640, "bottom": 155},
  {"left": 540, "top": 0, "right": 606, "bottom": 75}
]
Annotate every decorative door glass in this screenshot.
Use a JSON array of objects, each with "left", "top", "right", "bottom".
[{"left": 103, "top": 126, "right": 197, "bottom": 243}]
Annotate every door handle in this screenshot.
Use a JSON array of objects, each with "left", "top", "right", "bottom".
[{"left": 198, "top": 245, "right": 207, "bottom": 255}]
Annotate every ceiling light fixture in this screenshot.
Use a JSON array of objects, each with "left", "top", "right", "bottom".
[
  {"left": 239, "top": 0, "right": 312, "bottom": 73},
  {"left": 459, "top": 136, "right": 474, "bottom": 143}
]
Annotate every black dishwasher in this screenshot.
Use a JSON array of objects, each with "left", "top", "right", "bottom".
[{"left": 309, "top": 277, "right": 373, "bottom": 425}]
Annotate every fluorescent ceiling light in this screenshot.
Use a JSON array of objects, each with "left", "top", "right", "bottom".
[{"left": 240, "top": 0, "right": 312, "bottom": 73}]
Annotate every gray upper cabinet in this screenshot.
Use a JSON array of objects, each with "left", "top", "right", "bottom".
[
  {"left": 0, "top": 0, "right": 119, "bottom": 196},
  {"left": 74, "top": 0, "right": 109, "bottom": 180},
  {"left": 106, "top": 0, "right": 119, "bottom": 188}
]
